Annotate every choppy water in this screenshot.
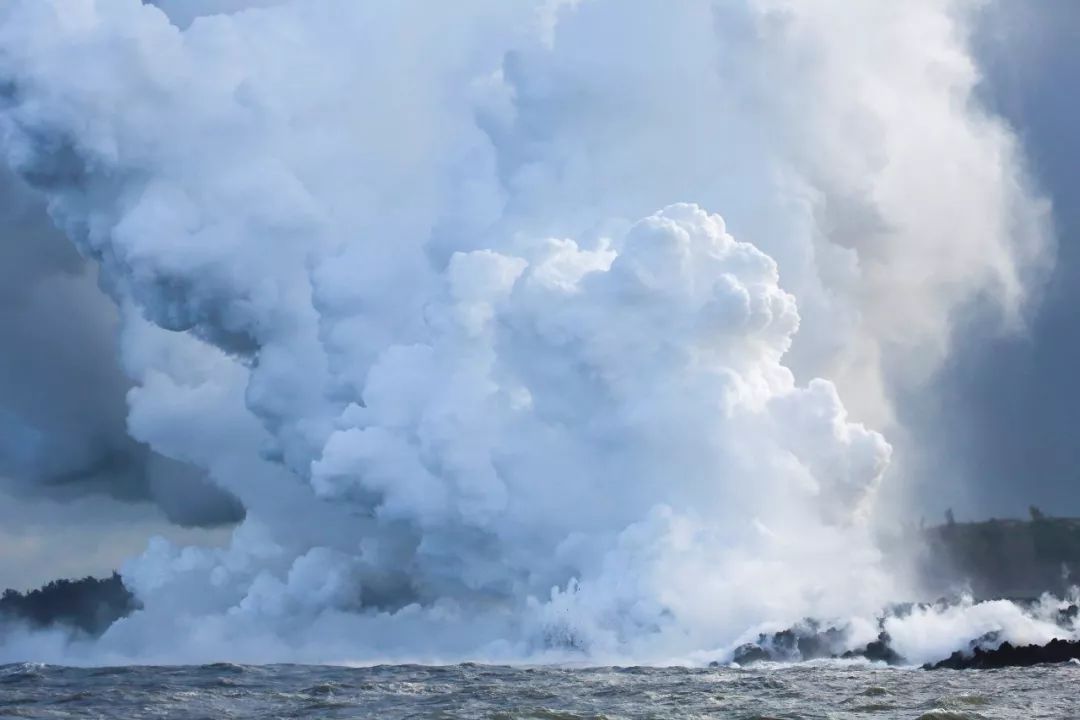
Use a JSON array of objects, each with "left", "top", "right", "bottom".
[{"left": 1, "top": 661, "right": 1076, "bottom": 719}]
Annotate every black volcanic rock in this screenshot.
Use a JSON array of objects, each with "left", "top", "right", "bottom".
[
  {"left": 925, "top": 638, "right": 1080, "bottom": 670},
  {"left": 723, "top": 623, "right": 905, "bottom": 666},
  {"left": 0, "top": 572, "right": 137, "bottom": 636},
  {"left": 842, "top": 632, "right": 904, "bottom": 665},
  {"left": 730, "top": 643, "right": 771, "bottom": 665},
  {"left": 716, "top": 595, "right": 1080, "bottom": 669}
]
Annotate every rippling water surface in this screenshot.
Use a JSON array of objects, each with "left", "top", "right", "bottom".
[{"left": 0, "top": 661, "right": 1076, "bottom": 719}]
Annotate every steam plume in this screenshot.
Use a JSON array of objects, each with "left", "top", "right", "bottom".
[{"left": 0, "top": 0, "right": 1051, "bottom": 663}]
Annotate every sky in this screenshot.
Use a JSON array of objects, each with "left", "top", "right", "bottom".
[
  {"left": 903, "top": 0, "right": 1080, "bottom": 521},
  {"left": 0, "top": 0, "right": 1074, "bottom": 599},
  {"left": 0, "top": 159, "right": 236, "bottom": 590}
]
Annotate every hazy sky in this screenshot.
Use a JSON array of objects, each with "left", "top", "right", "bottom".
[{"left": 904, "top": 0, "right": 1080, "bottom": 521}]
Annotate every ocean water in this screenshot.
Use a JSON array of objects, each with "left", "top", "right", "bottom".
[{"left": 0, "top": 661, "right": 1076, "bottom": 719}]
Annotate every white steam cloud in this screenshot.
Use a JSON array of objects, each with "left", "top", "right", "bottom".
[{"left": 0, "top": 0, "right": 1051, "bottom": 664}]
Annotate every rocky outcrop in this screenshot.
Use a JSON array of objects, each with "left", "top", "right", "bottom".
[
  {"left": 925, "top": 638, "right": 1080, "bottom": 670},
  {"left": 719, "top": 621, "right": 905, "bottom": 666}
]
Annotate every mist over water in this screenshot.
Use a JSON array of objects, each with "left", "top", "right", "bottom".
[{"left": 0, "top": 0, "right": 1058, "bottom": 666}]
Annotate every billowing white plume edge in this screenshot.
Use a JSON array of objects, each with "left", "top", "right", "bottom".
[{"left": 0, "top": 0, "right": 1052, "bottom": 664}]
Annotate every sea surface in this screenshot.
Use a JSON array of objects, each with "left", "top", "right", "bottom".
[{"left": 1, "top": 661, "right": 1076, "bottom": 719}]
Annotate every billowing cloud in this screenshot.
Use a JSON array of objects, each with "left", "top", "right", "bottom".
[{"left": 0, "top": 0, "right": 1052, "bottom": 663}]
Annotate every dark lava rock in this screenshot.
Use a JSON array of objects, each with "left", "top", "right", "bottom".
[
  {"left": 723, "top": 625, "right": 905, "bottom": 666},
  {"left": 842, "top": 632, "right": 904, "bottom": 665},
  {"left": 925, "top": 637, "right": 1080, "bottom": 670},
  {"left": 731, "top": 643, "right": 771, "bottom": 665}
]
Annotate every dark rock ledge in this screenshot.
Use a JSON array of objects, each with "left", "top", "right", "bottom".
[{"left": 924, "top": 638, "right": 1080, "bottom": 670}]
